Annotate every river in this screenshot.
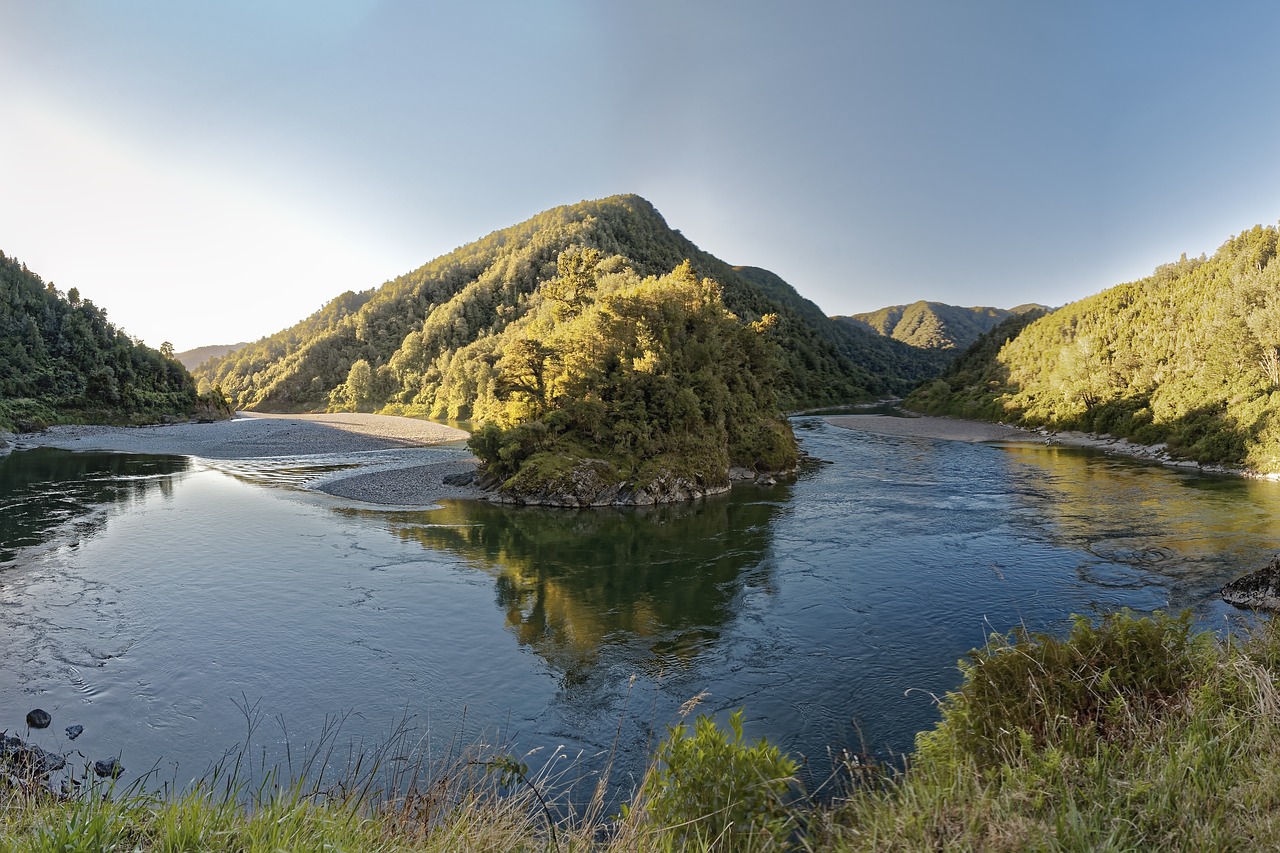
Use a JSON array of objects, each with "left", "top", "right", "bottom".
[{"left": 0, "top": 416, "right": 1275, "bottom": 798}]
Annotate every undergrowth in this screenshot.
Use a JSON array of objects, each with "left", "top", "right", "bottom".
[{"left": 6, "top": 610, "right": 1280, "bottom": 851}]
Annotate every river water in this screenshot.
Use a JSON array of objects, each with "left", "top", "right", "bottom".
[{"left": 1, "top": 417, "right": 1276, "bottom": 797}]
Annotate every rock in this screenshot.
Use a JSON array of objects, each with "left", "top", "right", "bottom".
[
  {"left": 1, "top": 733, "right": 66, "bottom": 775},
  {"left": 442, "top": 469, "right": 475, "bottom": 487},
  {"left": 25, "top": 709, "right": 51, "bottom": 729},
  {"left": 728, "top": 466, "right": 756, "bottom": 481},
  {"left": 93, "top": 758, "right": 125, "bottom": 779},
  {"left": 65, "top": 725, "right": 83, "bottom": 741},
  {"left": 1222, "top": 557, "right": 1280, "bottom": 609},
  {"left": 756, "top": 474, "right": 777, "bottom": 486}
]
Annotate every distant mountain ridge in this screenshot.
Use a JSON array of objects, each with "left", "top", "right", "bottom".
[
  {"left": 194, "top": 195, "right": 944, "bottom": 415},
  {"left": 836, "top": 301, "right": 1049, "bottom": 352},
  {"left": 174, "top": 342, "right": 249, "bottom": 371}
]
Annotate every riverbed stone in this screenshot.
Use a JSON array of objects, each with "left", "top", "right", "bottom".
[
  {"left": 65, "top": 725, "right": 84, "bottom": 741},
  {"left": 93, "top": 757, "right": 125, "bottom": 779},
  {"left": 25, "top": 708, "right": 51, "bottom": 729},
  {"left": 1, "top": 733, "right": 66, "bottom": 775},
  {"left": 1222, "top": 558, "right": 1280, "bottom": 610}
]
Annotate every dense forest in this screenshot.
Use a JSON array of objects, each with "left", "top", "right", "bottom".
[
  {"left": 194, "top": 195, "right": 941, "bottom": 416},
  {"left": 837, "top": 300, "right": 1047, "bottom": 352},
  {"left": 0, "top": 252, "right": 227, "bottom": 432},
  {"left": 908, "top": 224, "right": 1280, "bottom": 472}
]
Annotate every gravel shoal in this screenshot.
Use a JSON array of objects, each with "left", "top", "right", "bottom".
[
  {"left": 13, "top": 412, "right": 469, "bottom": 459},
  {"left": 315, "top": 458, "right": 483, "bottom": 505},
  {"left": 12, "top": 413, "right": 486, "bottom": 505}
]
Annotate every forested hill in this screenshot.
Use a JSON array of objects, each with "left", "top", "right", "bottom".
[
  {"left": 175, "top": 342, "right": 249, "bottom": 371},
  {"left": 0, "top": 252, "right": 226, "bottom": 432},
  {"left": 194, "top": 195, "right": 935, "bottom": 415},
  {"left": 836, "top": 301, "right": 1048, "bottom": 352},
  {"left": 908, "top": 224, "right": 1280, "bottom": 473}
]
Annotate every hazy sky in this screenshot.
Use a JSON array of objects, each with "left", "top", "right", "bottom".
[{"left": 4, "top": 1, "right": 1280, "bottom": 351}]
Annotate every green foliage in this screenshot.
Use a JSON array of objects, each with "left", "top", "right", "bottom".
[
  {"left": 0, "top": 251, "right": 208, "bottom": 430},
  {"left": 465, "top": 261, "right": 799, "bottom": 502},
  {"left": 638, "top": 708, "right": 797, "bottom": 849},
  {"left": 917, "top": 610, "right": 1215, "bottom": 770},
  {"left": 906, "top": 225, "right": 1280, "bottom": 472},
  {"left": 193, "top": 195, "right": 877, "bottom": 415}
]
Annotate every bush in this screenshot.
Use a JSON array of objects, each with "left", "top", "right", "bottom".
[
  {"left": 637, "top": 709, "right": 797, "bottom": 849},
  {"left": 917, "top": 610, "right": 1216, "bottom": 770}
]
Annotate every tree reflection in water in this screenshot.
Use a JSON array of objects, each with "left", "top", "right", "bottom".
[{"left": 335, "top": 485, "right": 791, "bottom": 685}]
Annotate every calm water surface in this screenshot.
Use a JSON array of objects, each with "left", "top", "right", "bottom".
[{"left": 1, "top": 418, "right": 1277, "bottom": 794}]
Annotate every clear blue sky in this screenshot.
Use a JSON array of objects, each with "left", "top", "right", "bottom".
[{"left": 3, "top": 1, "right": 1279, "bottom": 351}]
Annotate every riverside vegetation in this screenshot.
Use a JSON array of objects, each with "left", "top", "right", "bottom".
[
  {"left": 191, "top": 196, "right": 945, "bottom": 502},
  {"left": 0, "top": 252, "right": 230, "bottom": 433},
  {"left": 6, "top": 610, "right": 1280, "bottom": 851},
  {"left": 909, "top": 223, "right": 1280, "bottom": 474}
]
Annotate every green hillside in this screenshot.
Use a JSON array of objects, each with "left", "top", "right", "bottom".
[
  {"left": 194, "top": 195, "right": 925, "bottom": 414},
  {"left": 838, "top": 300, "right": 1047, "bottom": 351},
  {"left": 908, "top": 225, "right": 1280, "bottom": 472},
  {"left": 174, "top": 342, "right": 250, "bottom": 371},
  {"left": 0, "top": 251, "right": 226, "bottom": 432}
]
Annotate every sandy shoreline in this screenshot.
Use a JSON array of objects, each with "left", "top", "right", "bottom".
[{"left": 7, "top": 412, "right": 488, "bottom": 505}]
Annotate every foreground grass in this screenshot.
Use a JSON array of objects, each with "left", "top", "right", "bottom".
[{"left": 6, "top": 610, "right": 1280, "bottom": 851}]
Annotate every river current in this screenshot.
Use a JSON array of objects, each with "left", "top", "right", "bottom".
[{"left": 1, "top": 417, "right": 1276, "bottom": 796}]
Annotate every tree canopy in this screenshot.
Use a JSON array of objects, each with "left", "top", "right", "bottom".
[
  {"left": 908, "top": 225, "right": 1280, "bottom": 472},
  {"left": 0, "top": 251, "right": 227, "bottom": 431}
]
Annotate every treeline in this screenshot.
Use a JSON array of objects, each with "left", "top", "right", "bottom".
[
  {"left": 0, "top": 252, "right": 227, "bottom": 431},
  {"left": 194, "top": 195, "right": 939, "bottom": 417},
  {"left": 909, "top": 224, "right": 1280, "bottom": 472}
]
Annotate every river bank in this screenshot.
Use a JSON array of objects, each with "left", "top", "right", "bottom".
[
  {"left": 825, "top": 412, "right": 1280, "bottom": 480},
  {"left": 8, "top": 412, "right": 488, "bottom": 505}
]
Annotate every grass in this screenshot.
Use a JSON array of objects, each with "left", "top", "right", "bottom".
[{"left": 6, "top": 610, "right": 1280, "bottom": 851}]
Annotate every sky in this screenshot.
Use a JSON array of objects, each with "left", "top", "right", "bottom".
[{"left": 4, "top": 1, "right": 1280, "bottom": 352}]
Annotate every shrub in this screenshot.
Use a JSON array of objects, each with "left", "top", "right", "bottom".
[
  {"left": 917, "top": 609, "right": 1216, "bottom": 770},
  {"left": 637, "top": 709, "right": 797, "bottom": 849}
]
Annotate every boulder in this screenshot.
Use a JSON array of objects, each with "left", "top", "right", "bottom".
[
  {"left": 1, "top": 733, "right": 66, "bottom": 776},
  {"left": 93, "top": 758, "right": 125, "bottom": 779},
  {"left": 1222, "top": 558, "right": 1280, "bottom": 610},
  {"left": 442, "top": 469, "right": 476, "bottom": 487},
  {"left": 25, "top": 709, "right": 51, "bottom": 729}
]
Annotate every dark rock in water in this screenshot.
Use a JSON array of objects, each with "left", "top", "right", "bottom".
[
  {"left": 2, "top": 732, "right": 66, "bottom": 775},
  {"left": 93, "top": 757, "right": 124, "bottom": 779},
  {"left": 1222, "top": 558, "right": 1280, "bottom": 609},
  {"left": 25, "top": 708, "right": 51, "bottom": 729},
  {"left": 442, "top": 469, "right": 475, "bottom": 487},
  {"left": 65, "top": 725, "right": 83, "bottom": 741}
]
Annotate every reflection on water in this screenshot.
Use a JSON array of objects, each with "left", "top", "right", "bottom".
[
  {"left": 337, "top": 489, "right": 787, "bottom": 685},
  {"left": 3, "top": 423, "right": 1280, "bottom": 800},
  {"left": 1000, "top": 445, "right": 1280, "bottom": 615},
  {"left": 0, "top": 450, "right": 190, "bottom": 564}
]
